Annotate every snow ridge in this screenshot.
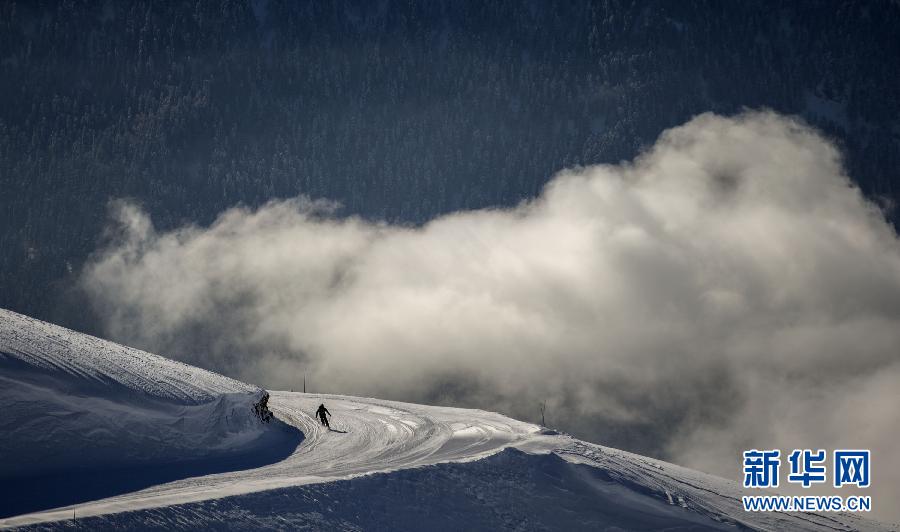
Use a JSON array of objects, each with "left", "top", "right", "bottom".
[
  {"left": 0, "top": 310, "right": 894, "bottom": 531},
  {"left": 0, "top": 309, "right": 295, "bottom": 519},
  {"left": 0, "top": 309, "right": 255, "bottom": 404}
]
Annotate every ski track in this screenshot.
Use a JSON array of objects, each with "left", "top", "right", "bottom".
[
  {"left": 1, "top": 392, "right": 550, "bottom": 528},
  {"left": 2, "top": 392, "right": 894, "bottom": 531},
  {"left": 0, "top": 310, "right": 257, "bottom": 404},
  {"left": 0, "top": 307, "right": 892, "bottom": 531},
  {"left": 4, "top": 392, "right": 893, "bottom": 532}
]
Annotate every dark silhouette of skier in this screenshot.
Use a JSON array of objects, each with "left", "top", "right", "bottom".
[{"left": 316, "top": 403, "right": 331, "bottom": 429}]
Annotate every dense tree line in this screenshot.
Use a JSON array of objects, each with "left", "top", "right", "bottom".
[{"left": 1, "top": 0, "right": 898, "bottom": 329}]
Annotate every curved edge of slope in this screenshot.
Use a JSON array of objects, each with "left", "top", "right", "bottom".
[
  {"left": 0, "top": 361, "right": 304, "bottom": 518},
  {"left": 0, "top": 309, "right": 305, "bottom": 519},
  {"left": 10, "top": 448, "right": 738, "bottom": 532}
]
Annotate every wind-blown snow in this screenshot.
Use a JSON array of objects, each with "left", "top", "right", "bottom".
[{"left": 0, "top": 311, "right": 892, "bottom": 531}]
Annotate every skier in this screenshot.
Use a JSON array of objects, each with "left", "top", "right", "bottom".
[{"left": 316, "top": 403, "right": 331, "bottom": 429}]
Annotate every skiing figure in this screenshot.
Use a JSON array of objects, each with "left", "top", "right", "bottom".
[{"left": 316, "top": 403, "right": 331, "bottom": 429}]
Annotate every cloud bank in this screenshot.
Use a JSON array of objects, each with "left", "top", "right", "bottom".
[{"left": 82, "top": 112, "right": 900, "bottom": 518}]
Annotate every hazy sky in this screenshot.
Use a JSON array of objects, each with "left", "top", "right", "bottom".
[{"left": 82, "top": 111, "right": 900, "bottom": 520}]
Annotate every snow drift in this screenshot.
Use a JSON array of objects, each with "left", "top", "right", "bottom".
[
  {"left": 0, "top": 310, "right": 892, "bottom": 531},
  {"left": 7, "top": 390, "right": 892, "bottom": 531},
  {"left": 0, "top": 309, "right": 298, "bottom": 517}
]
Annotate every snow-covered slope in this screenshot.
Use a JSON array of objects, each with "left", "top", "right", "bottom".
[
  {"left": 1, "top": 310, "right": 893, "bottom": 531},
  {"left": 0, "top": 309, "right": 297, "bottom": 517},
  {"left": 5, "top": 394, "right": 893, "bottom": 531}
]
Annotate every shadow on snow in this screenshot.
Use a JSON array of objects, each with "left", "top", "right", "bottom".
[{"left": 0, "top": 421, "right": 303, "bottom": 519}]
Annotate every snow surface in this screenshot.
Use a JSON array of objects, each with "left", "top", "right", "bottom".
[
  {"left": 0, "top": 309, "right": 297, "bottom": 517},
  {"left": 1, "top": 309, "right": 894, "bottom": 531}
]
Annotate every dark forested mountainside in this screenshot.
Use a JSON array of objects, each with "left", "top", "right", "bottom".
[{"left": 2, "top": 0, "right": 899, "bottom": 329}]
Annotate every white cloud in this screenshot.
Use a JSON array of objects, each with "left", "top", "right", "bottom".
[{"left": 82, "top": 111, "right": 900, "bottom": 520}]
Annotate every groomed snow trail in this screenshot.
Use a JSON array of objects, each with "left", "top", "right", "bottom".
[
  {"left": 3, "top": 393, "right": 894, "bottom": 531},
  {"left": 2, "top": 392, "right": 552, "bottom": 528},
  {"left": 270, "top": 393, "right": 546, "bottom": 479},
  {"left": 1, "top": 308, "right": 892, "bottom": 531}
]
